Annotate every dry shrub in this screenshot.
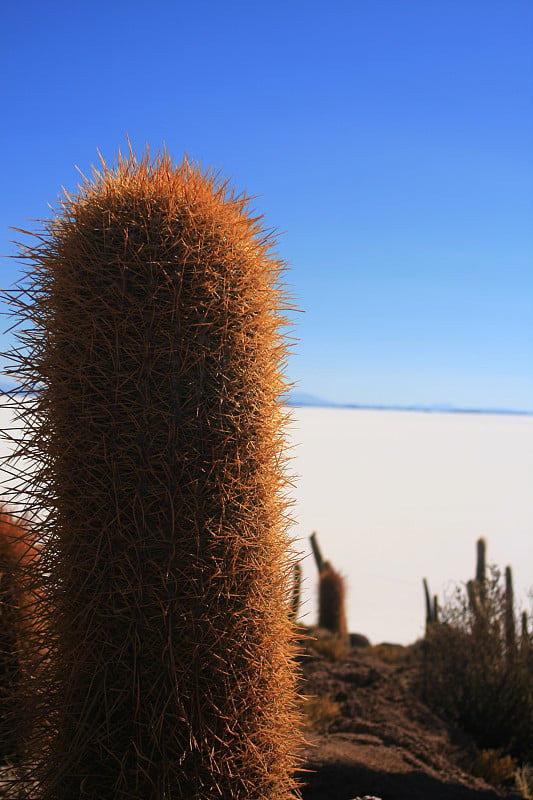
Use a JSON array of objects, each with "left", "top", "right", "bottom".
[
  {"left": 300, "top": 695, "right": 340, "bottom": 731},
  {"left": 472, "top": 748, "right": 517, "bottom": 788},
  {"left": 419, "top": 567, "right": 533, "bottom": 763},
  {"left": 310, "top": 634, "right": 348, "bottom": 662},
  {"left": 365, "top": 643, "right": 410, "bottom": 665},
  {"left": 515, "top": 764, "right": 533, "bottom": 799}
]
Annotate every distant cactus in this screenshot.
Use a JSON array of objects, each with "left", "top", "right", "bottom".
[
  {"left": 5, "top": 149, "right": 302, "bottom": 799},
  {"left": 433, "top": 594, "right": 440, "bottom": 624},
  {"left": 467, "top": 538, "right": 489, "bottom": 628},
  {"left": 504, "top": 566, "right": 516, "bottom": 656},
  {"left": 318, "top": 566, "right": 347, "bottom": 638},
  {"left": 423, "top": 577, "right": 439, "bottom": 630},
  {"left": 520, "top": 612, "right": 531, "bottom": 663},
  {"left": 476, "top": 537, "right": 487, "bottom": 600},
  {"left": 310, "top": 531, "right": 326, "bottom": 573},
  {"left": 309, "top": 532, "right": 346, "bottom": 637}
]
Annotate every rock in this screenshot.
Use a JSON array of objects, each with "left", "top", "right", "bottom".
[
  {"left": 351, "top": 796, "right": 383, "bottom": 800},
  {"left": 349, "top": 632, "right": 371, "bottom": 648}
]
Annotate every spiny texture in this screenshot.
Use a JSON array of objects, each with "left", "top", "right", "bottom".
[
  {"left": 4, "top": 149, "right": 302, "bottom": 799},
  {"left": 318, "top": 566, "right": 347, "bottom": 638},
  {"left": 0, "top": 507, "right": 39, "bottom": 763}
]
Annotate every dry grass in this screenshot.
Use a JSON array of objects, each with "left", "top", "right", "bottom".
[
  {"left": 309, "top": 634, "right": 349, "bottom": 662},
  {"left": 300, "top": 695, "right": 341, "bottom": 731},
  {"left": 365, "top": 643, "right": 410, "bottom": 665},
  {"left": 515, "top": 764, "right": 533, "bottom": 799},
  {"left": 471, "top": 748, "right": 517, "bottom": 788}
]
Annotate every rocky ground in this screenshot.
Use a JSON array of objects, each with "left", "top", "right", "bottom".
[
  {"left": 297, "top": 629, "right": 527, "bottom": 800},
  {"left": 0, "top": 631, "right": 528, "bottom": 799}
]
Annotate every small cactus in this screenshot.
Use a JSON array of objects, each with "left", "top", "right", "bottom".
[
  {"left": 520, "top": 611, "right": 531, "bottom": 661},
  {"left": 476, "top": 537, "right": 487, "bottom": 600},
  {"left": 504, "top": 565, "right": 516, "bottom": 656},
  {"left": 423, "top": 578, "right": 439, "bottom": 630},
  {"left": 433, "top": 595, "right": 439, "bottom": 624},
  {"left": 468, "top": 539, "right": 489, "bottom": 629},
  {"left": 309, "top": 531, "right": 325, "bottom": 573},
  {"left": 318, "top": 566, "right": 347, "bottom": 638}
]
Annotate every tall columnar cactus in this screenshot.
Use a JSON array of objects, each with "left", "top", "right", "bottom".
[{"left": 6, "top": 150, "right": 302, "bottom": 799}]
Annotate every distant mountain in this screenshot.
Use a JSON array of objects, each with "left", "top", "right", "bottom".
[
  {"left": 286, "top": 393, "right": 533, "bottom": 416},
  {"left": 285, "top": 392, "right": 337, "bottom": 407}
]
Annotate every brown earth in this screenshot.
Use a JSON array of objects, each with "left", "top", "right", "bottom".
[
  {"left": 0, "top": 630, "right": 527, "bottom": 799},
  {"left": 296, "top": 630, "right": 526, "bottom": 800}
]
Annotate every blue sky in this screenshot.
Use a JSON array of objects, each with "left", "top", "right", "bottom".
[{"left": 1, "top": 0, "right": 532, "bottom": 411}]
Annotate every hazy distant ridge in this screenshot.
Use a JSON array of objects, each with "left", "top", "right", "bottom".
[{"left": 286, "top": 392, "right": 533, "bottom": 417}]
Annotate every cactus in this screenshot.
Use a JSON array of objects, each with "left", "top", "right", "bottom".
[
  {"left": 318, "top": 566, "right": 347, "bottom": 638},
  {"left": 422, "top": 579, "right": 440, "bottom": 632},
  {"left": 5, "top": 149, "right": 302, "bottom": 799},
  {"left": 520, "top": 612, "right": 531, "bottom": 661},
  {"left": 476, "top": 537, "right": 487, "bottom": 600},
  {"left": 0, "top": 506, "right": 39, "bottom": 763},
  {"left": 467, "top": 538, "right": 489, "bottom": 628},
  {"left": 504, "top": 565, "right": 516, "bottom": 656},
  {"left": 433, "top": 594, "right": 439, "bottom": 624},
  {"left": 309, "top": 531, "right": 325, "bottom": 573},
  {"left": 423, "top": 578, "right": 434, "bottom": 626}
]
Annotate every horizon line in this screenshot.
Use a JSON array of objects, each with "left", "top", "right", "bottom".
[{"left": 285, "top": 394, "right": 533, "bottom": 417}]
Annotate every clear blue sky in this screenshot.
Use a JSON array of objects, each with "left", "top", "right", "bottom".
[{"left": 1, "top": 0, "right": 532, "bottom": 411}]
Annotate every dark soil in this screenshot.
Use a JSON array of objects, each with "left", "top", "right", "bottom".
[{"left": 296, "top": 630, "right": 526, "bottom": 800}]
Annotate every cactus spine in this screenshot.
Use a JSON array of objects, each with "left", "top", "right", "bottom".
[
  {"left": 290, "top": 562, "right": 302, "bottom": 622},
  {"left": 6, "top": 150, "right": 301, "bottom": 799}
]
